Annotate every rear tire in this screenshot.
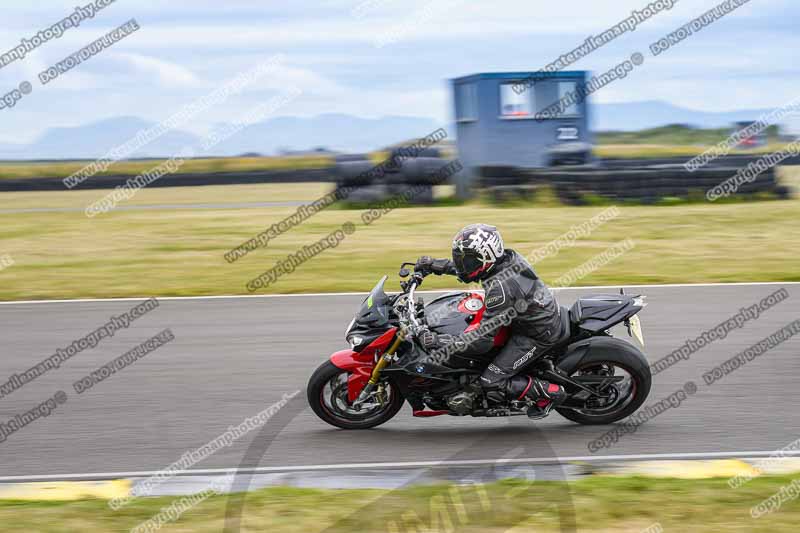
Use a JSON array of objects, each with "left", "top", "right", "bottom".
[
  {"left": 555, "top": 347, "right": 651, "bottom": 425},
  {"left": 307, "top": 360, "right": 404, "bottom": 430}
]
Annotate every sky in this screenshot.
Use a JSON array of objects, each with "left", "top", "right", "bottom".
[{"left": 0, "top": 0, "right": 796, "bottom": 143}]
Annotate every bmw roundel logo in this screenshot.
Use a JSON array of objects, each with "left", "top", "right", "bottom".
[{"left": 415, "top": 364, "right": 425, "bottom": 373}]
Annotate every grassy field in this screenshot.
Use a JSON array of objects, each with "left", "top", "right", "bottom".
[
  {"left": 780, "top": 165, "right": 800, "bottom": 190},
  {"left": 1, "top": 476, "right": 798, "bottom": 532},
  {"left": 0, "top": 156, "right": 332, "bottom": 180},
  {"left": 0, "top": 131, "right": 790, "bottom": 180},
  {"left": 593, "top": 143, "right": 792, "bottom": 159},
  {"left": 0, "top": 183, "right": 335, "bottom": 209},
  {"left": 0, "top": 181, "right": 798, "bottom": 301},
  {"left": 595, "top": 124, "right": 782, "bottom": 146}
]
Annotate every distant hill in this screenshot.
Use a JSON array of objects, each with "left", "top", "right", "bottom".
[
  {"left": 591, "top": 100, "right": 800, "bottom": 132},
  {"left": 0, "top": 114, "right": 443, "bottom": 160},
  {"left": 0, "top": 101, "right": 797, "bottom": 160},
  {"left": 0, "top": 117, "right": 203, "bottom": 160},
  {"left": 208, "top": 114, "right": 443, "bottom": 156}
]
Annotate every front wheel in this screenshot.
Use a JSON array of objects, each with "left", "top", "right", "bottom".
[
  {"left": 555, "top": 345, "right": 652, "bottom": 425},
  {"left": 307, "top": 360, "right": 405, "bottom": 429}
]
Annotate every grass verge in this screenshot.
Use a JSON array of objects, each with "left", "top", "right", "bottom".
[
  {"left": 0, "top": 140, "right": 789, "bottom": 181},
  {"left": 0, "top": 184, "right": 798, "bottom": 300},
  {"left": 0, "top": 156, "right": 332, "bottom": 180},
  {"left": 0, "top": 476, "right": 798, "bottom": 532},
  {"left": 593, "top": 143, "right": 793, "bottom": 159}
]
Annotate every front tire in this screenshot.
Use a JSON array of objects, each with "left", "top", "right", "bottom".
[{"left": 307, "top": 360, "right": 404, "bottom": 429}]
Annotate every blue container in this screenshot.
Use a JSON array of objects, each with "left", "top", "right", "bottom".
[{"left": 451, "top": 71, "right": 592, "bottom": 196}]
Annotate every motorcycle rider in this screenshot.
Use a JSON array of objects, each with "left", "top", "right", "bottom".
[{"left": 415, "top": 223, "right": 567, "bottom": 417}]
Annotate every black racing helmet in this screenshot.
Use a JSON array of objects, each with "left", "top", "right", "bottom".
[{"left": 451, "top": 224, "right": 505, "bottom": 283}]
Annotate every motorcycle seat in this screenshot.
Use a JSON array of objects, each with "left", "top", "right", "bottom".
[{"left": 558, "top": 306, "right": 572, "bottom": 343}]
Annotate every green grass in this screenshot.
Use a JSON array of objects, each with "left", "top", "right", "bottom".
[
  {"left": 594, "top": 142, "right": 793, "bottom": 159},
  {"left": 0, "top": 151, "right": 387, "bottom": 181},
  {"left": 780, "top": 165, "right": 800, "bottom": 191},
  {"left": 595, "top": 124, "right": 782, "bottom": 146},
  {"left": 0, "top": 182, "right": 334, "bottom": 209},
  {"left": 0, "top": 182, "right": 798, "bottom": 300},
  {"left": 0, "top": 155, "right": 332, "bottom": 180},
  {"left": 0, "top": 126, "right": 789, "bottom": 180},
  {"left": 0, "top": 476, "right": 798, "bottom": 532}
]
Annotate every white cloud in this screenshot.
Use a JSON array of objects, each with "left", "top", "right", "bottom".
[
  {"left": 0, "top": 0, "right": 797, "bottom": 145},
  {"left": 112, "top": 53, "right": 203, "bottom": 88},
  {"left": 256, "top": 62, "right": 346, "bottom": 95}
]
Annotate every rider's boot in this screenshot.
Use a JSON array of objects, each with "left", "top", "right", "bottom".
[{"left": 507, "top": 375, "right": 567, "bottom": 419}]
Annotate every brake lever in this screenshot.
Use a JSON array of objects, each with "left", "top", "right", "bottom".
[{"left": 399, "top": 262, "right": 416, "bottom": 278}]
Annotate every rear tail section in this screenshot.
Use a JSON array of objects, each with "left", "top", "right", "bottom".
[{"left": 570, "top": 294, "right": 645, "bottom": 333}]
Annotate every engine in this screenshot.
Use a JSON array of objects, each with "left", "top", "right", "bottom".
[
  {"left": 446, "top": 391, "right": 476, "bottom": 416},
  {"left": 445, "top": 376, "right": 483, "bottom": 416}
]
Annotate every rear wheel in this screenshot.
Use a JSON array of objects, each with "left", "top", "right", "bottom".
[
  {"left": 555, "top": 350, "right": 651, "bottom": 425},
  {"left": 307, "top": 361, "right": 404, "bottom": 429}
]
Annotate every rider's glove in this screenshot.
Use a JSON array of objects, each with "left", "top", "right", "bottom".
[
  {"left": 419, "top": 329, "right": 437, "bottom": 349},
  {"left": 416, "top": 256, "right": 455, "bottom": 276},
  {"left": 415, "top": 256, "right": 435, "bottom": 275},
  {"left": 420, "top": 330, "right": 456, "bottom": 350}
]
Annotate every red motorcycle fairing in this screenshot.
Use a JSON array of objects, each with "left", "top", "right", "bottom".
[
  {"left": 331, "top": 291, "right": 512, "bottom": 403},
  {"left": 459, "top": 292, "right": 485, "bottom": 332},
  {"left": 457, "top": 292, "right": 510, "bottom": 347},
  {"left": 330, "top": 327, "right": 397, "bottom": 402}
]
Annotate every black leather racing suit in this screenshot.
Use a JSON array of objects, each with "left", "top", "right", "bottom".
[{"left": 427, "top": 249, "right": 566, "bottom": 391}]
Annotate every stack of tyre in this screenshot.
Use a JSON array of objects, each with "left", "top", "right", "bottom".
[
  {"left": 546, "top": 166, "right": 784, "bottom": 205},
  {"left": 479, "top": 165, "right": 543, "bottom": 202},
  {"left": 480, "top": 164, "right": 789, "bottom": 205},
  {"left": 333, "top": 147, "right": 450, "bottom": 204}
]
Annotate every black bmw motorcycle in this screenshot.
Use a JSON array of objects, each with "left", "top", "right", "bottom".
[{"left": 308, "top": 264, "right": 651, "bottom": 429}]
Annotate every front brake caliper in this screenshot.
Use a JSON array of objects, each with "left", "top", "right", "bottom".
[{"left": 375, "top": 383, "right": 386, "bottom": 406}]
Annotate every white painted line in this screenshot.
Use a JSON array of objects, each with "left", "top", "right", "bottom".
[
  {"left": 1, "top": 450, "right": 799, "bottom": 482},
  {"left": 0, "top": 282, "right": 796, "bottom": 306}
]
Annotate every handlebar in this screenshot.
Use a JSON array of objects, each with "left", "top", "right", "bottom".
[
  {"left": 407, "top": 278, "right": 421, "bottom": 331},
  {"left": 397, "top": 262, "right": 431, "bottom": 336}
]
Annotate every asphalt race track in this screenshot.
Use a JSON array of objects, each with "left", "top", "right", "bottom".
[{"left": 1, "top": 283, "right": 798, "bottom": 478}]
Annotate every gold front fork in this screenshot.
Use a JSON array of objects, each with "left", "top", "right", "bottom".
[
  {"left": 368, "top": 328, "right": 407, "bottom": 385},
  {"left": 354, "top": 327, "right": 407, "bottom": 406}
]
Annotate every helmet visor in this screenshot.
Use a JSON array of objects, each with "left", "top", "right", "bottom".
[{"left": 452, "top": 248, "right": 484, "bottom": 281}]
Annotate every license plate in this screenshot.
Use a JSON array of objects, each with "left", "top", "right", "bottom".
[{"left": 628, "top": 314, "right": 644, "bottom": 346}]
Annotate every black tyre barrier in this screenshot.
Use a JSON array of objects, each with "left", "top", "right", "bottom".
[
  {"left": 334, "top": 153, "right": 370, "bottom": 163},
  {"left": 479, "top": 164, "right": 787, "bottom": 203},
  {"left": 399, "top": 157, "right": 452, "bottom": 184},
  {"left": 600, "top": 153, "right": 800, "bottom": 169},
  {"left": 335, "top": 182, "right": 435, "bottom": 205},
  {"left": 388, "top": 183, "right": 434, "bottom": 204},
  {"left": 334, "top": 160, "right": 380, "bottom": 186},
  {"left": 389, "top": 145, "right": 441, "bottom": 161},
  {"left": 488, "top": 185, "right": 540, "bottom": 203},
  {"left": 549, "top": 151, "right": 590, "bottom": 167},
  {"left": 0, "top": 168, "right": 336, "bottom": 192},
  {"left": 480, "top": 165, "right": 516, "bottom": 178},
  {"left": 336, "top": 183, "right": 390, "bottom": 203},
  {"left": 776, "top": 185, "right": 792, "bottom": 199},
  {"left": 479, "top": 176, "right": 521, "bottom": 187}
]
